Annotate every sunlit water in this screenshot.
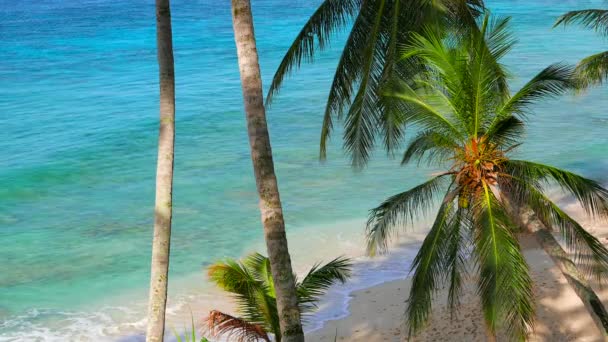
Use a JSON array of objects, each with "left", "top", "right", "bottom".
[{"left": 1, "top": 0, "right": 606, "bottom": 340}]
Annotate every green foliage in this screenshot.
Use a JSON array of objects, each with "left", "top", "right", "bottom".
[
  {"left": 268, "top": 0, "right": 485, "bottom": 167},
  {"left": 555, "top": 9, "right": 608, "bottom": 36},
  {"left": 207, "top": 253, "right": 352, "bottom": 342},
  {"left": 555, "top": 9, "right": 608, "bottom": 86},
  {"left": 367, "top": 175, "right": 450, "bottom": 255},
  {"left": 364, "top": 11, "right": 608, "bottom": 340}
]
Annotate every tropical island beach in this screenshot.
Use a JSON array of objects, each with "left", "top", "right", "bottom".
[{"left": 1, "top": 0, "right": 607, "bottom": 341}]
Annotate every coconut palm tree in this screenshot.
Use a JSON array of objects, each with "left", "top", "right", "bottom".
[
  {"left": 365, "top": 14, "right": 608, "bottom": 339},
  {"left": 205, "top": 253, "right": 352, "bottom": 342},
  {"left": 230, "top": 1, "right": 306, "bottom": 340},
  {"left": 146, "top": 0, "right": 176, "bottom": 341},
  {"left": 555, "top": 8, "right": 608, "bottom": 86},
  {"left": 267, "top": 0, "right": 486, "bottom": 167}
]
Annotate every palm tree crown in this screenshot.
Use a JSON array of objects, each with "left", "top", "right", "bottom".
[
  {"left": 268, "top": 0, "right": 485, "bottom": 167},
  {"left": 365, "top": 14, "right": 608, "bottom": 340},
  {"left": 205, "top": 253, "right": 352, "bottom": 342},
  {"left": 555, "top": 8, "right": 608, "bottom": 86}
]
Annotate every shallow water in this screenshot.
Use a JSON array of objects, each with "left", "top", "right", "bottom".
[{"left": 1, "top": 0, "right": 607, "bottom": 340}]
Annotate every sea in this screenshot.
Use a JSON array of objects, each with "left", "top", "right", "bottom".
[{"left": 1, "top": 0, "right": 607, "bottom": 340}]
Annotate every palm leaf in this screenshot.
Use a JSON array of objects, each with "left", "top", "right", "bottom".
[
  {"left": 507, "top": 179, "right": 608, "bottom": 282},
  {"left": 366, "top": 175, "right": 450, "bottom": 255},
  {"left": 401, "top": 129, "right": 458, "bottom": 166},
  {"left": 208, "top": 259, "right": 265, "bottom": 297},
  {"left": 554, "top": 9, "right": 608, "bottom": 36},
  {"left": 243, "top": 253, "right": 276, "bottom": 296},
  {"left": 498, "top": 63, "right": 575, "bottom": 118},
  {"left": 296, "top": 256, "right": 353, "bottom": 313},
  {"left": 319, "top": 1, "right": 375, "bottom": 161},
  {"left": 554, "top": 9, "right": 608, "bottom": 86},
  {"left": 382, "top": 77, "right": 464, "bottom": 138},
  {"left": 468, "top": 14, "right": 515, "bottom": 136},
  {"left": 266, "top": 0, "right": 361, "bottom": 106},
  {"left": 406, "top": 198, "right": 456, "bottom": 337},
  {"left": 445, "top": 207, "right": 468, "bottom": 316},
  {"left": 317, "top": 0, "right": 486, "bottom": 164},
  {"left": 484, "top": 115, "right": 525, "bottom": 149},
  {"left": 205, "top": 310, "right": 271, "bottom": 342},
  {"left": 342, "top": 0, "right": 388, "bottom": 168},
  {"left": 474, "top": 182, "right": 534, "bottom": 339},
  {"left": 505, "top": 160, "right": 608, "bottom": 219},
  {"left": 575, "top": 51, "right": 608, "bottom": 87},
  {"left": 209, "top": 254, "right": 353, "bottom": 339},
  {"left": 207, "top": 257, "right": 277, "bottom": 332},
  {"left": 377, "top": 0, "right": 407, "bottom": 155}
]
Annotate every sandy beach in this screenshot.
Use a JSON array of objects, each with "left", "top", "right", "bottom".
[{"left": 307, "top": 206, "right": 608, "bottom": 342}]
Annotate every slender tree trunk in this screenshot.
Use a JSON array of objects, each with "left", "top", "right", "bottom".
[
  {"left": 230, "top": 1, "right": 304, "bottom": 341},
  {"left": 146, "top": 1, "right": 175, "bottom": 341},
  {"left": 518, "top": 207, "right": 608, "bottom": 340}
]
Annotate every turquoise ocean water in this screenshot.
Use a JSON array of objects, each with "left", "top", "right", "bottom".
[{"left": 1, "top": 0, "right": 607, "bottom": 340}]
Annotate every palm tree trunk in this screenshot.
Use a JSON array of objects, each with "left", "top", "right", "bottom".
[
  {"left": 518, "top": 207, "right": 608, "bottom": 339},
  {"left": 229, "top": 1, "right": 304, "bottom": 341},
  {"left": 146, "top": 1, "right": 175, "bottom": 341}
]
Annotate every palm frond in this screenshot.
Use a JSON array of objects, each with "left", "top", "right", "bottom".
[
  {"left": 395, "top": 14, "right": 515, "bottom": 139},
  {"left": 366, "top": 175, "right": 450, "bottom": 255},
  {"left": 319, "top": 1, "right": 376, "bottom": 161},
  {"left": 297, "top": 256, "right": 353, "bottom": 313},
  {"left": 575, "top": 51, "right": 608, "bottom": 87},
  {"left": 266, "top": 0, "right": 361, "bottom": 105},
  {"left": 382, "top": 78, "right": 464, "bottom": 138},
  {"left": 444, "top": 0, "right": 486, "bottom": 32},
  {"left": 466, "top": 13, "right": 513, "bottom": 132},
  {"left": 468, "top": 14, "right": 514, "bottom": 134},
  {"left": 479, "top": 14, "right": 516, "bottom": 61},
  {"left": 208, "top": 259, "right": 265, "bottom": 297},
  {"left": 272, "top": 0, "right": 486, "bottom": 165},
  {"left": 505, "top": 160, "right": 608, "bottom": 219},
  {"left": 484, "top": 115, "right": 525, "bottom": 148},
  {"left": 445, "top": 207, "right": 468, "bottom": 316},
  {"left": 207, "top": 257, "right": 277, "bottom": 333},
  {"left": 378, "top": 87, "right": 409, "bottom": 156},
  {"left": 406, "top": 199, "right": 456, "bottom": 337},
  {"left": 508, "top": 180, "right": 608, "bottom": 282},
  {"left": 342, "top": 0, "right": 389, "bottom": 168},
  {"left": 243, "top": 253, "right": 276, "bottom": 296},
  {"left": 498, "top": 63, "right": 575, "bottom": 118},
  {"left": 205, "top": 310, "right": 271, "bottom": 342},
  {"left": 554, "top": 9, "right": 608, "bottom": 36},
  {"left": 401, "top": 129, "right": 458, "bottom": 166},
  {"left": 377, "top": 0, "right": 408, "bottom": 156},
  {"left": 474, "top": 183, "right": 534, "bottom": 339}
]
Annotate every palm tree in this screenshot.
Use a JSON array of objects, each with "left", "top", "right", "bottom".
[
  {"left": 146, "top": 0, "right": 176, "bottom": 341},
  {"left": 230, "top": 1, "right": 306, "bottom": 340},
  {"left": 365, "top": 14, "right": 608, "bottom": 339},
  {"left": 205, "top": 253, "right": 352, "bottom": 342},
  {"left": 555, "top": 8, "right": 608, "bottom": 86},
  {"left": 267, "top": 0, "right": 486, "bottom": 167}
]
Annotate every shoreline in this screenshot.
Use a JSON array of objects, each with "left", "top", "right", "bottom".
[
  {"left": 3, "top": 195, "right": 607, "bottom": 342},
  {"left": 0, "top": 217, "right": 431, "bottom": 342}
]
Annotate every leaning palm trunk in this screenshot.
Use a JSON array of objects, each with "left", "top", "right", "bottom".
[
  {"left": 230, "top": 1, "right": 304, "bottom": 341},
  {"left": 518, "top": 207, "right": 608, "bottom": 339},
  {"left": 146, "top": 0, "right": 176, "bottom": 341}
]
